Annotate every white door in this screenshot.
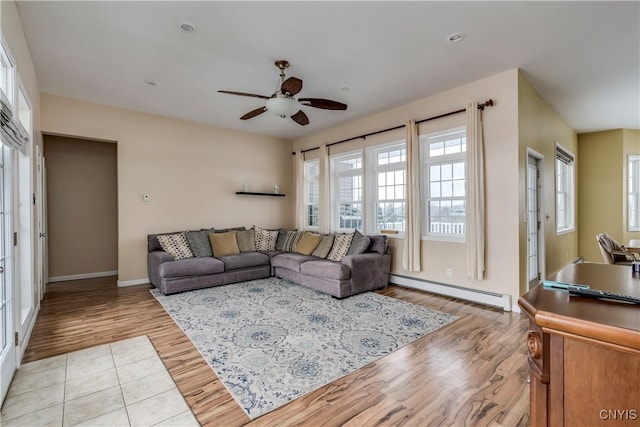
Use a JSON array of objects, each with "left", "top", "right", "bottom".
[
  {"left": 527, "top": 154, "right": 543, "bottom": 289},
  {"left": 0, "top": 144, "right": 16, "bottom": 403},
  {"left": 36, "top": 146, "right": 47, "bottom": 299}
]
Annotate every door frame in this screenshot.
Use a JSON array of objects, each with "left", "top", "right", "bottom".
[{"left": 526, "top": 148, "right": 546, "bottom": 290}]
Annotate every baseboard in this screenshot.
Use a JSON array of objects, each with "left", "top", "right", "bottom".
[
  {"left": 48, "top": 270, "right": 118, "bottom": 283},
  {"left": 117, "top": 278, "right": 150, "bottom": 287},
  {"left": 389, "top": 274, "right": 512, "bottom": 311}
]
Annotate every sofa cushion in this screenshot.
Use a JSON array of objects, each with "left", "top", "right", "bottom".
[
  {"left": 295, "top": 232, "right": 322, "bottom": 255},
  {"left": 185, "top": 230, "right": 214, "bottom": 257},
  {"left": 347, "top": 230, "right": 371, "bottom": 255},
  {"left": 236, "top": 228, "right": 256, "bottom": 252},
  {"left": 255, "top": 226, "right": 279, "bottom": 250},
  {"left": 271, "top": 253, "right": 318, "bottom": 272},
  {"left": 369, "top": 235, "right": 387, "bottom": 255},
  {"left": 159, "top": 257, "right": 224, "bottom": 278},
  {"left": 209, "top": 231, "right": 240, "bottom": 257},
  {"left": 218, "top": 252, "right": 270, "bottom": 270},
  {"left": 157, "top": 233, "right": 195, "bottom": 260},
  {"left": 327, "top": 232, "right": 354, "bottom": 261},
  {"left": 300, "top": 260, "right": 351, "bottom": 280},
  {"left": 312, "top": 234, "right": 335, "bottom": 258}
]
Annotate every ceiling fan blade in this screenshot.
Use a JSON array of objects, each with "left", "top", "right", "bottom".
[
  {"left": 281, "top": 77, "right": 303, "bottom": 96},
  {"left": 218, "top": 90, "right": 270, "bottom": 100},
  {"left": 298, "top": 98, "right": 347, "bottom": 110},
  {"left": 240, "top": 107, "right": 267, "bottom": 120},
  {"left": 291, "top": 110, "right": 309, "bottom": 126}
]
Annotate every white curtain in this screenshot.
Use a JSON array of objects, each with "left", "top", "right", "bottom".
[
  {"left": 402, "top": 120, "right": 421, "bottom": 272},
  {"left": 294, "top": 150, "right": 305, "bottom": 230},
  {"left": 466, "top": 103, "right": 486, "bottom": 280},
  {"left": 319, "top": 144, "right": 331, "bottom": 234}
]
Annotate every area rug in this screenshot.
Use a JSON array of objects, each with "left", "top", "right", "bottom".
[{"left": 151, "top": 278, "right": 458, "bottom": 419}]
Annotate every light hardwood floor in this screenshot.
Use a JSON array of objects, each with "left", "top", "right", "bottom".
[{"left": 23, "top": 277, "right": 530, "bottom": 426}]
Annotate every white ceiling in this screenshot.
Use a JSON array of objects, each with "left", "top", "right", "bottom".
[{"left": 15, "top": 1, "right": 640, "bottom": 140}]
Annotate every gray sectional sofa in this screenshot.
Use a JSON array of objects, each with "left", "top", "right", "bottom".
[{"left": 147, "top": 230, "right": 391, "bottom": 298}]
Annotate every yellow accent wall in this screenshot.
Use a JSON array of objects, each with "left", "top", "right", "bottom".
[
  {"left": 578, "top": 129, "right": 640, "bottom": 262},
  {"left": 517, "top": 71, "right": 579, "bottom": 294}
]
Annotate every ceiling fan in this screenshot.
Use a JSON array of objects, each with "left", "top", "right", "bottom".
[{"left": 218, "top": 60, "right": 347, "bottom": 126}]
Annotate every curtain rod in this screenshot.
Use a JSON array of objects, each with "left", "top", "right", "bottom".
[{"left": 294, "top": 99, "right": 494, "bottom": 155}]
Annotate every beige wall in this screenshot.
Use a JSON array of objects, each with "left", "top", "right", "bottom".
[
  {"left": 578, "top": 129, "right": 640, "bottom": 262},
  {"left": 293, "top": 69, "right": 522, "bottom": 304},
  {"left": 40, "top": 94, "right": 293, "bottom": 283},
  {"left": 517, "top": 71, "right": 578, "bottom": 292},
  {"left": 44, "top": 135, "right": 118, "bottom": 277}
]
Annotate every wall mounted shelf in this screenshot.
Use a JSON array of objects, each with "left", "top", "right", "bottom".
[{"left": 235, "top": 191, "right": 285, "bottom": 197}]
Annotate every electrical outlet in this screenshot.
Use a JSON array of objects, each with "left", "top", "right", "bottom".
[{"left": 446, "top": 268, "right": 453, "bottom": 277}]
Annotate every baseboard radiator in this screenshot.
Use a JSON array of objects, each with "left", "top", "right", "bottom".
[{"left": 389, "top": 274, "right": 513, "bottom": 312}]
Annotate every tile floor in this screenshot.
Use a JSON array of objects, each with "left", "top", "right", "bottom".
[{"left": 1, "top": 336, "right": 200, "bottom": 426}]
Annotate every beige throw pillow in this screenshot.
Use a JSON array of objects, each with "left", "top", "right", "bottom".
[
  {"left": 295, "top": 232, "right": 322, "bottom": 255},
  {"left": 209, "top": 231, "right": 240, "bottom": 257},
  {"left": 236, "top": 228, "right": 256, "bottom": 252},
  {"left": 312, "top": 234, "right": 335, "bottom": 258}
]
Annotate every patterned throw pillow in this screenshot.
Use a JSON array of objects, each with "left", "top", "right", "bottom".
[
  {"left": 157, "top": 233, "right": 195, "bottom": 260},
  {"left": 347, "top": 230, "right": 371, "bottom": 255},
  {"left": 254, "top": 226, "right": 278, "bottom": 251},
  {"left": 185, "top": 230, "right": 213, "bottom": 257},
  {"left": 281, "top": 231, "right": 305, "bottom": 252},
  {"left": 326, "top": 232, "right": 355, "bottom": 262}
]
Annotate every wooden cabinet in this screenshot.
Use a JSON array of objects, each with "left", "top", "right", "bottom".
[{"left": 519, "top": 263, "right": 640, "bottom": 426}]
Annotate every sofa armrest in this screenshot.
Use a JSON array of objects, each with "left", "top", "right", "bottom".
[
  {"left": 342, "top": 253, "right": 391, "bottom": 294},
  {"left": 148, "top": 250, "right": 175, "bottom": 287}
]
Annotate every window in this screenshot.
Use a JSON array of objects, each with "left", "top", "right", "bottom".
[
  {"left": 331, "top": 151, "right": 363, "bottom": 231},
  {"left": 17, "top": 85, "right": 31, "bottom": 136},
  {"left": 555, "top": 143, "right": 575, "bottom": 234},
  {"left": 421, "top": 127, "right": 466, "bottom": 240},
  {"left": 368, "top": 142, "right": 406, "bottom": 233},
  {"left": 0, "top": 39, "right": 15, "bottom": 107},
  {"left": 629, "top": 155, "right": 640, "bottom": 231},
  {"left": 303, "top": 159, "right": 320, "bottom": 229}
]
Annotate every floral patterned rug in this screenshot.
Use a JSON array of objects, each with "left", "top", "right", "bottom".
[{"left": 151, "top": 278, "right": 458, "bottom": 419}]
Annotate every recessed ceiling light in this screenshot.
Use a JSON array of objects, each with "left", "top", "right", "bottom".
[
  {"left": 179, "top": 22, "right": 196, "bottom": 33},
  {"left": 447, "top": 32, "right": 465, "bottom": 43},
  {"left": 145, "top": 80, "right": 159, "bottom": 87}
]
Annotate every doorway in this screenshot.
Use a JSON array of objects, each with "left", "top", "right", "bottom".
[
  {"left": 527, "top": 151, "right": 545, "bottom": 290},
  {"left": 43, "top": 135, "right": 117, "bottom": 283}
]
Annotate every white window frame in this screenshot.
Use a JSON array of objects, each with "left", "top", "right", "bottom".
[
  {"left": 555, "top": 142, "right": 575, "bottom": 235},
  {"left": 303, "top": 159, "right": 320, "bottom": 230},
  {"left": 420, "top": 126, "right": 467, "bottom": 243},
  {"left": 628, "top": 154, "right": 640, "bottom": 232},
  {"left": 330, "top": 150, "right": 364, "bottom": 232},
  {"left": 366, "top": 140, "right": 406, "bottom": 236},
  {"left": 0, "top": 36, "right": 16, "bottom": 109}
]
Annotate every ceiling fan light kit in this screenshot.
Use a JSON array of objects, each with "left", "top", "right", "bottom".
[
  {"left": 218, "top": 59, "right": 347, "bottom": 126},
  {"left": 266, "top": 95, "right": 301, "bottom": 118}
]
